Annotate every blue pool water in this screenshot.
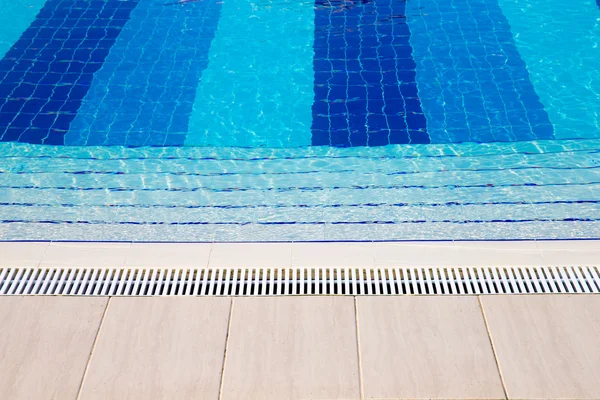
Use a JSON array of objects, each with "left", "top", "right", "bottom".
[{"left": 0, "top": 0, "right": 598, "bottom": 241}]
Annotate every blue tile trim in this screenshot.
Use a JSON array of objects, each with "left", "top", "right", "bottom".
[
  {"left": 311, "top": 0, "right": 429, "bottom": 147},
  {"left": 0, "top": 0, "right": 140, "bottom": 145},
  {"left": 2, "top": 238, "right": 599, "bottom": 243}
]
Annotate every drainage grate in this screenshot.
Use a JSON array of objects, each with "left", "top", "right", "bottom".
[{"left": 1, "top": 266, "right": 599, "bottom": 296}]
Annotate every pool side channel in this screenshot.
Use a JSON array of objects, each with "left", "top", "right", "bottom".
[
  {"left": 1, "top": 265, "right": 599, "bottom": 296},
  {"left": 1, "top": 241, "right": 598, "bottom": 296}
]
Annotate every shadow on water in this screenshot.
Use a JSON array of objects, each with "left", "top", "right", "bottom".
[{"left": 314, "top": 0, "right": 411, "bottom": 28}]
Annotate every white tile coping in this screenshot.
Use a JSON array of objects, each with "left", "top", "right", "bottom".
[{"left": 0, "top": 240, "right": 598, "bottom": 269}]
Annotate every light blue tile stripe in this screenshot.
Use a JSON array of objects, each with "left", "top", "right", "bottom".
[
  {"left": 0, "top": 0, "right": 48, "bottom": 59},
  {"left": 406, "top": 0, "right": 553, "bottom": 144},
  {"left": 66, "top": 0, "right": 222, "bottom": 146},
  {"left": 185, "top": 0, "right": 314, "bottom": 148},
  {"left": 498, "top": 0, "right": 600, "bottom": 140}
]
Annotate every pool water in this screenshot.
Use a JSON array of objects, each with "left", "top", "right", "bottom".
[{"left": 0, "top": 0, "right": 599, "bottom": 241}]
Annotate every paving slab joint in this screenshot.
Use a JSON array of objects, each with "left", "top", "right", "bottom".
[
  {"left": 478, "top": 296, "right": 509, "bottom": 400},
  {"left": 76, "top": 297, "right": 111, "bottom": 400}
]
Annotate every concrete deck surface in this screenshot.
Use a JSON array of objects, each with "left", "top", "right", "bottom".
[{"left": 1, "top": 295, "right": 599, "bottom": 400}]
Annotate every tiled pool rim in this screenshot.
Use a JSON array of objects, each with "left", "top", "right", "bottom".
[{"left": 1, "top": 240, "right": 598, "bottom": 296}]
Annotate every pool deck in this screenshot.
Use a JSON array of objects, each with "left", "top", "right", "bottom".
[
  {"left": 1, "top": 239, "right": 599, "bottom": 270},
  {"left": 1, "top": 240, "right": 599, "bottom": 399}
]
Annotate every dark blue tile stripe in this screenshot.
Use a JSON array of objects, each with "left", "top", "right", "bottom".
[
  {"left": 312, "top": 0, "right": 429, "bottom": 147},
  {"left": 0, "top": 0, "right": 139, "bottom": 145},
  {"left": 3, "top": 199, "right": 599, "bottom": 210},
  {"left": 2, "top": 218, "right": 598, "bottom": 226}
]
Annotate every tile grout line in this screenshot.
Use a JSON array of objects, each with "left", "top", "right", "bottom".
[
  {"left": 218, "top": 297, "right": 235, "bottom": 400},
  {"left": 353, "top": 296, "right": 365, "bottom": 400},
  {"left": 37, "top": 242, "right": 51, "bottom": 267},
  {"left": 121, "top": 242, "right": 133, "bottom": 268},
  {"left": 371, "top": 240, "right": 376, "bottom": 267},
  {"left": 75, "top": 296, "right": 111, "bottom": 400},
  {"left": 478, "top": 295, "right": 509, "bottom": 400},
  {"left": 206, "top": 245, "right": 213, "bottom": 269}
]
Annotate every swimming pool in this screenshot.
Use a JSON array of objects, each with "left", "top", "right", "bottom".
[{"left": 0, "top": 0, "right": 598, "bottom": 241}]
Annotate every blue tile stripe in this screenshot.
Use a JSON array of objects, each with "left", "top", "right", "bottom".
[
  {"left": 406, "top": 0, "right": 554, "bottom": 144},
  {"left": 312, "top": 0, "right": 429, "bottom": 147},
  {"left": 0, "top": 0, "right": 140, "bottom": 145},
  {"left": 66, "top": 0, "right": 222, "bottom": 147},
  {"left": 498, "top": 0, "right": 600, "bottom": 141}
]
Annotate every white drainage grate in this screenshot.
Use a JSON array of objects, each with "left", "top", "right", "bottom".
[{"left": 1, "top": 266, "right": 599, "bottom": 296}]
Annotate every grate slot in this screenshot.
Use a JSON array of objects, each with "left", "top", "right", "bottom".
[
  {"left": 571, "top": 267, "right": 589, "bottom": 293},
  {"left": 507, "top": 268, "right": 523, "bottom": 293},
  {"left": 582, "top": 267, "right": 599, "bottom": 293},
  {"left": 535, "top": 268, "right": 550, "bottom": 293}
]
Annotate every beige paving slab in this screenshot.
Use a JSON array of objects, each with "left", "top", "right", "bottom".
[
  {"left": 0, "top": 241, "right": 49, "bottom": 267},
  {"left": 40, "top": 242, "right": 131, "bottom": 268},
  {"left": 374, "top": 240, "right": 461, "bottom": 267},
  {"left": 0, "top": 296, "right": 108, "bottom": 400},
  {"left": 481, "top": 295, "right": 600, "bottom": 400},
  {"left": 209, "top": 242, "right": 292, "bottom": 268},
  {"left": 79, "top": 297, "right": 231, "bottom": 400},
  {"left": 221, "top": 296, "right": 360, "bottom": 400},
  {"left": 5, "top": 240, "right": 595, "bottom": 269},
  {"left": 125, "top": 242, "right": 211, "bottom": 268},
  {"left": 292, "top": 242, "right": 374, "bottom": 268},
  {"left": 357, "top": 296, "right": 505, "bottom": 400},
  {"left": 536, "top": 239, "right": 600, "bottom": 266},
  {"left": 453, "top": 240, "right": 545, "bottom": 266}
]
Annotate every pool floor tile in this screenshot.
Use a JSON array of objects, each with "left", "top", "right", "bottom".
[
  {"left": 481, "top": 295, "right": 600, "bottom": 400},
  {"left": 356, "top": 296, "right": 505, "bottom": 399},
  {"left": 79, "top": 297, "right": 231, "bottom": 400},
  {"left": 221, "top": 297, "right": 360, "bottom": 400},
  {"left": 0, "top": 296, "right": 108, "bottom": 400}
]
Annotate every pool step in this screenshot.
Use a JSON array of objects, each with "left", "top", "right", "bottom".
[{"left": 1, "top": 139, "right": 599, "bottom": 241}]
